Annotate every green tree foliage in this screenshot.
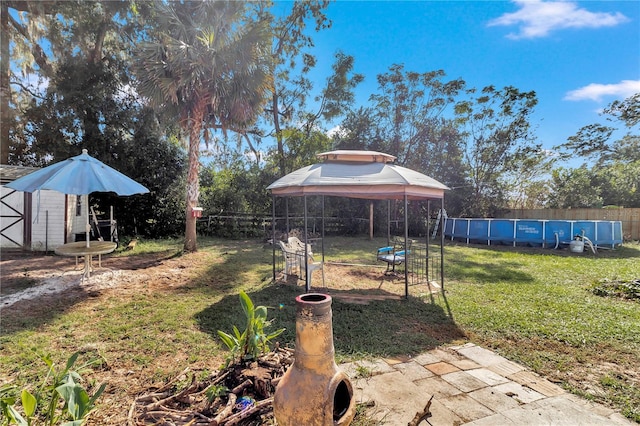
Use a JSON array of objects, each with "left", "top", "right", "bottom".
[
  {"left": 332, "top": 107, "right": 382, "bottom": 150},
  {"left": 548, "top": 162, "right": 640, "bottom": 209},
  {"left": 15, "top": 56, "right": 136, "bottom": 164},
  {"left": 266, "top": 48, "right": 362, "bottom": 175},
  {"left": 134, "top": 0, "right": 272, "bottom": 252},
  {"left": 454, "top": 85, "right": 539, "bottom": 216},
  {"left": 199, "top": 159, "right": 277, "bottom": 238},
  {"left": 4, "top": 0, "right": 137, "bottom": 163},
  {"left": 256, "top": 0, "right": 331, "bottom": 175},
  {"left": 558, "top": 93, "right": 639, "bottom": 164},
  {"left": 333, "top": 66, "right": 468, "bottom": 216},
  {"left": 334, "top": 69, "right": 542, "bottom": 218},
  {"left": 551, "top": 93, "right": 639, "bottom": 208},
  {"left": 503, "top": 150, "right": 555, "bottom": 209},
  {"left": 548, "top": 167, "right": 603, "bottom": 208},
  {"left": 367, "top": 65, "right": 465, "bottom": 166},
  {"left": 597, "top": 161, "right": 640, "bottom": 207},
  {"left": 277, "top": 128, "right": 332, "bottom": 173},
  {"left": 5, "top": 1, "right": 187, "bottom": 238},
  {"left": 2, "top": 0, "right": 58, "bottom": 164},
  {"left": 101, "top": 109, "right": 187, "bottom": 238}
]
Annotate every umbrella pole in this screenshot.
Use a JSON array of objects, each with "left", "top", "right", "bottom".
[
  {"left": 85, "top": 194, "right": 91, "bottom": 280},
  {"left": 86, "top": 194, "right": 90, "bottom": 248}
]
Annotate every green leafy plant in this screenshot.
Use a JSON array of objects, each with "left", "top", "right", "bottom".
[
  {"left": 217, "top": 290, "right": 285, "bottom": 365},
  {"left": 205, "top": 384, "right": 229, "bottom": 404},
  {"left": 0, "top": 352, "right": 106, "bottom": 426}
]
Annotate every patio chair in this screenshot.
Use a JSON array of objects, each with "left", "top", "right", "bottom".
[
  {"left": 377, "top": 237, "right": 411, "bottom": 274},
  {"left": 278, "top": 241, "right": 299, "bottom": 279},
  {"left": 279, "top": 240, "right": 325, "bottom": 287},
  {"left": 302, "top": 251, "right": 325, "bottom": 288},
  {"left": 287, "top": 236, "right": 313, "bottom": 255}
]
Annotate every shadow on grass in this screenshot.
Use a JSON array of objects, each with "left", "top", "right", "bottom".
[
  {"left": 0, "top": 249, "right": 187, "bottom": 335},
  {"left": 194, "top": 283, "right": 466, "bottom": 360},
  {"left": 446, "top": 258, "right": 535, "bottom": 284}
]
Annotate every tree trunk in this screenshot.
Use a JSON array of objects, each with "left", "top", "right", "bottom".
[
  {"left": 272, "top": 92, "right": 286, "bottom": 175},
  {"left": 184, "top": 109, "right": 203, "bottom": 252},
  {"left": 1, "top": 2, "right": 10, "bottom": 164}
]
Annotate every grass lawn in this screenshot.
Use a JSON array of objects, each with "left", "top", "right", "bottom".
[
  {"left": 0, "top": 236, "right": 638, "bottom": 423},
  {"left": 440, "top": 241, "right": 640, "bottom": 422}
]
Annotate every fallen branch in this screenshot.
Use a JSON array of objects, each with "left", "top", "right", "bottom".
[
  {"left": 135, "top": 391, "right": 173, "bottom": 402},
  {"left": 231, "top": 379, "right": 253, "bottom": 395},
  {"left": 223, "top": 397, "right": 273, "bottom": 425},
  {"left": 192, "top": 370, "right": 230, "bottom": 397},
  {"left": 211, "top": 393, "right": 237, "bottom": 426},
  {"left": 408, "top": 395, "right": 433, "bottom": 426},
  {"left": 132, "top": 349, "right": 294, "bottom": 425},
  {"left": 126, "top": 399, "right": 137, "bottom": 426},
  {"left": 156, "top": 367, "right": 190, "bottom": 393}
]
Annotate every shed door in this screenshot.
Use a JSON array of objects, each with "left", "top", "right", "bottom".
[{"left": 0, "top": 186, "right": 30, "bottom": 249}]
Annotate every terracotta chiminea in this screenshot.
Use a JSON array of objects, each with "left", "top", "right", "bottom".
[{"left": 274, "top": 293, "right": 355, "bottom": 426}]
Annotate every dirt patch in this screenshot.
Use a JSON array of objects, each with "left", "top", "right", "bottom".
[{"left": 1, "top": 250, "right": 190, "bottom": 309}]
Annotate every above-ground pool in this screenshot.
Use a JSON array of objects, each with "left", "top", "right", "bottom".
[{"left": 444, "top": 218, "right": 623, "bottom": 249}]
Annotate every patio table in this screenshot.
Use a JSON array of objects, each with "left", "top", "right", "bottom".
[{"left": 55, "top": 241, "right": 117, "bottom": 280}]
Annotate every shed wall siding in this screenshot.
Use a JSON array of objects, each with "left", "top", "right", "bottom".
[{"left": 29, "top": 190, "right": 66, "bottom": 250}]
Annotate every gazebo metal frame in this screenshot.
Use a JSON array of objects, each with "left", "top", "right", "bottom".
[{"left": 267, "top": 150, "right": 448, "bottom": 298}]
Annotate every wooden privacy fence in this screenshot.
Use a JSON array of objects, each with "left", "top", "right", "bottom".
[{"left": 501, "top": 208, "right": 640, "bottom": 241}]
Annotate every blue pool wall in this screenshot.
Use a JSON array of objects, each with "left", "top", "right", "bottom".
[{"left": 443, "top": 218, "right": 623, "bottom": 248}]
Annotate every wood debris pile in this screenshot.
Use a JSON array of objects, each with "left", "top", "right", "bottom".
[{"left": 129, "top": 347, "right": 294, "bottom": 426}]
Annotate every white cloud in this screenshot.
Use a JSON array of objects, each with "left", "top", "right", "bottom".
[
  {"left": 488, "top": 0, "right": 629, "bottom": 39},
  {"left": 564, "top": 80, "right": 640, "bottom": 102},
  {"left": 326, "top": 125, "right": 343, "bottom": 138}
]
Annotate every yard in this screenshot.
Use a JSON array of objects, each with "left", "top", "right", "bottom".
[{"left": 1, "top": 237, "right": 639, "bottom": 424}]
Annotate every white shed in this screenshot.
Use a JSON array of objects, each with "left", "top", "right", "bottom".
[{"left": 1, "top": 165, "right": 86, "bottom": 251}]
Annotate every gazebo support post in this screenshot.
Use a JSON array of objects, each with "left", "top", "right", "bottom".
[
  {"left": 387, "top": 200, "right": 391, "bottom": 246},
  {"left": 322, "top": 196, "right": 325, "bottom": 264},
  {"left": 369, "top": 202, "right": 374, "bottom": 240},
  {"left": 304, "top": 195, "right": 310, "bottom": 292},
  {"left": 440, "top": 197, "right": 445, "bottom": 290},
  {"left": 272, "top": 194, "right": 276, "bottom": 282},
  {"left": 426, "top": 200, "right": 430, "bottom": 287},
  {"left": 285, "top": 198, "right": 290, "bottom": 237},
  {"left": 404, "top": 194, "right": 409, "bottom": 299}
]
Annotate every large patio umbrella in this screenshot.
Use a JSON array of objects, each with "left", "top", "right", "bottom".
[{"left": 5, "top": 149, "right": 149, "bottom": 247}]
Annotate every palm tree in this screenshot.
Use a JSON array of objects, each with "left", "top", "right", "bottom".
[{"left": 135, "top": 1, "right": 271, "bottom": 252}]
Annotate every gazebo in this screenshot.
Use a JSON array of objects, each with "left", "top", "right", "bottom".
[{"left": 267, "top": 150, "right": 449, "bottom": 297}]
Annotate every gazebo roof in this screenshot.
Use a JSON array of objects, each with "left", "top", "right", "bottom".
[{"left": 267, "top": 150, "right": 449, "bottom": 200}]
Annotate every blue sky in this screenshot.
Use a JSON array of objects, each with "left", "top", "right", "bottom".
[{"left": 301, "top": 0, "right": 640, "bottom": 166}]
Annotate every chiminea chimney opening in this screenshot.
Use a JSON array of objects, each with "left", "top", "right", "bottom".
[
  {"left": 300, "top": 293, "right": 327, "bottom": 303},
  {"left": 333, "top": 379, "right": 351, "bottom": 420}
]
